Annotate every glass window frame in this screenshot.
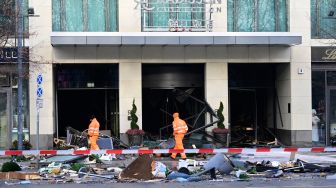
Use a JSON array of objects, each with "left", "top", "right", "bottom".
[
  {"left": 0, "top": 0, "right": 29, "bottom": 37},
  {"left": 52, "top": 0, "right": 119, "bottom": 32},
  {"left": 141, "top": 0, "right": 206, "bottom": 32},
  {"left": 311, "top": 0, "right": 336, "bottom": 39},
  {"left": 227, "top": 0, "right": 288, "bottom": 32}
]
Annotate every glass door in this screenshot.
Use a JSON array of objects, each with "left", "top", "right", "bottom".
[
  {"left": 328, "top": 88, "right": 336, "bottom": 145},
  {"left": 0, "top": 89, "right": 10, "bottom": 149}
]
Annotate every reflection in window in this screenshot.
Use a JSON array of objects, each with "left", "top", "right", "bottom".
[
  {"left": 227, "top": 0, "right": 288, "bottom": 32},
  {"left": 11, "top": 75, "right": 29, "bottom": 142},
  {"left": 0, "top": 0, "right": 29, "bottom": 35},
  {"left": 52, "top": 0, "right": 118, "bottom": 32},
  {"left": 311, "top": 0, "right": 336, "bottom": 39},
  {"left": 312, "top": 71, "right": 326, "bottom": 145}
]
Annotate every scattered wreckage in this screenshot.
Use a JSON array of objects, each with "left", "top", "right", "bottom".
[{"left": 1, "top": 150, "right": 336, "bottom": 185}]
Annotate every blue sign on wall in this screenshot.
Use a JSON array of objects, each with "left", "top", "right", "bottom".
[{"left": 36, "top": 87, "right": 43, "bottom": 98}]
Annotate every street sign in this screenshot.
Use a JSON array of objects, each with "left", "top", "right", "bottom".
[
  {"left": 36, "top": 98, "right": 43, "bottom": 109},
  {"left": 36, "top": 87, "right": 43, "bottom": 98},
  {"left": 37, "top": 74, "right": 43, "bottom": 85}
]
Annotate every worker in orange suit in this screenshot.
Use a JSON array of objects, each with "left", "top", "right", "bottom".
[
  {"left": 171, "top": 112, "right": 188, "bottom": 160},
  {"left": 88, "top": 115, "right": 100, "bottom": 150}
]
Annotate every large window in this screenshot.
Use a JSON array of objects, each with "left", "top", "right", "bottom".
[
  {"left": 227, "top": 0, "right": 288, "bottom": 32},
  {"left": 311, "top": 0, "right": 336, "bottom": 39},
  {"left": 142, "top": 1, "right": 205, "bottom": 32},
  {"left": 52, "top": 0, "right": 118, "bottom": 32},
  {"left": 0, "top": 0, "right": 29, "bottom": 36}
]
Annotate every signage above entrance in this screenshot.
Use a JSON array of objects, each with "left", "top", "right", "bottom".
[
  {"left": 312, "top": 47, "right": 336, "bottom": 62},
  {"left": 0, "top": 48, "right": 29, "bottom": 63}
]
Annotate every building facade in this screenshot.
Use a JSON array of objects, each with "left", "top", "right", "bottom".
[{"left": 2, "top": 0, "right": 329, "bottom": 149}]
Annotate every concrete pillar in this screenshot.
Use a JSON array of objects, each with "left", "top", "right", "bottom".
[
  {"left": 212, "top": 0, "right": 227, "bottom": 32},
  {"left": 119, "top": 62, "right": 142, "bottom": 134},
  {"left": 205, "top": 62, "right": 229, "bottom": 130},
  {"left": 29, "top": 0, "right": 54, "bottom": 149},
  {"left": 288, "top": 0, "right": 312, "bottom": 146}
]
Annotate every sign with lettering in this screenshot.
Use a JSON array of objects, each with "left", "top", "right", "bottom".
[
  {"left": 137, "top": 0, "right": 223, "bottom": 32},
  {"left": 312, "top": 47, "right": 336, "bottom": 62},
  {"left": 0, "top": 47, "right": 29, "bottom": 63}
]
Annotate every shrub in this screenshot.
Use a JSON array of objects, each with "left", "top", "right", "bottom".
[{"left": 1, "top": 161, "right": 21, "bottom": 172}]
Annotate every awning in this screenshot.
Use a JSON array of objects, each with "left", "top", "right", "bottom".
[{"left": 51, "top": 32, "right": 302, "bottom": 46}]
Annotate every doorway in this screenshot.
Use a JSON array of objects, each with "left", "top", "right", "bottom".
[
  {"left": 0, "top": 89, "right": 10, "bottom": 149},
  {"left": 228, "top": 64, "right": 276, "bottom": 146},
  {"left": 55, "top": 64, "right": 119, "bottom": 138},
  {"left": 142, "top": 64, "right": 205, "bottom": 137}
]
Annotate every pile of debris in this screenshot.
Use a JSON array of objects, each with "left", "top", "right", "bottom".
[{"left": 1, "top": 151, "right": 336, "bottom": 185}]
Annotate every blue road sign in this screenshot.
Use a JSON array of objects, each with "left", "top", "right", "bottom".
[
  {"left": 37, "top": 74, "right": 43, "bottom": 85},
  {"left": 37, "top": 87, "right": 43, "bottom": 98}
]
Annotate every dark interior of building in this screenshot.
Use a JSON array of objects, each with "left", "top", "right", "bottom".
[
  {"left": 56, "top": 64, "right": 119, "bottom": 138},
  {"left": 229, "top": 63, "right": 277, "bottom": 146},
  {"left": 142, "top": 64, "right": 205, "bottom": 138}
]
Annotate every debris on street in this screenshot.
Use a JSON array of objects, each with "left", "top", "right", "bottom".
[
  {"left": 119, "top": 154, "right": 154, "bottom": 180},
  {"left": 1, "top": 127, "right": 336, "bottom": 184}
]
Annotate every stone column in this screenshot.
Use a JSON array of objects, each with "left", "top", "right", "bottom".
[
  {"left": 119, "top": 47, "right": 142, "bottom": 142},
  {"left": 288, "top": 0, "right": 312, "bottom": 146},
  {"left": 205, "top": 47, "right": 229, "bottom": 131},
  {"left": 29, "top": 0, "right": 54, "bottom": 149}
]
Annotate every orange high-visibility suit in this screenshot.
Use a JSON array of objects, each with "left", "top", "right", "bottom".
[
  {"left": 171, "top": 112, "right": 188, "bottom": 159},
  {"left": 88, "top": 118, "right": 100, "bottom": 150}
]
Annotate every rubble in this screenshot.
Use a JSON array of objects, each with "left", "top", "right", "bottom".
[
  {"left": 203, "top": 153, "right": 234, "bottom": 175},
  {"left": 0, "top": 172, "right": 40, "bottom": 180},
  {"left": 2, "top": 127, "right": 336, "bottom": 184},
  {"left": 119, "top": 154, "right": 154, "bottom": 180}
]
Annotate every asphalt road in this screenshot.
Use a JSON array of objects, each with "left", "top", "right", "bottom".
[{"left": 2, "top": 179, "right": 336, "bottom": 188}]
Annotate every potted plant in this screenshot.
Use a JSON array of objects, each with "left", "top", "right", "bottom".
[
  {"left": 126, "top": 99, "right": 145, "bottom": 146},
  {"left": 212, "top": 101, "right": 229, "bottom": 145}
]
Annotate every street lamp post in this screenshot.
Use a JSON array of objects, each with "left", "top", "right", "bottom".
[{"left": 16, "top": 0, "right": 24, "bottom": 150}]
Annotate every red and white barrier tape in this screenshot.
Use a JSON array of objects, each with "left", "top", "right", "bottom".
[{"left": 1, "top": 147, "right": 336, "bottom": 156}]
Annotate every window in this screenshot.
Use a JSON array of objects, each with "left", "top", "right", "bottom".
[
  {"left": 311, "top": 0, "right": 336, "bottom": 39},
  {"left": 52, "top": 0, "right": 118, "bottom": 32},
  {"left": 142, "top": 1, "right": 205, "bottom": 32},
  {"left": 0, "top": 0, "right": 29, "bottom": 36},
  {"left": 227, "top": 0, "right": 288, "bottom": 32}
]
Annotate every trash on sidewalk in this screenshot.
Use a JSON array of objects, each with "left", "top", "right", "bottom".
[
  {"left": 203, "top": 153, "right": 234, "bottom": 175},
  {"left": 235, "top": 170, "right": 249, "bottom": 180},
  {"left": 151, "top": 161, "right": 168, "bottom": 178},
  {"left": 119, "top": 154, "right": 154, "bottom": 180},
  {"left": 78, "top": 167, "right": 115, "bottom": 179},
  {"left": 0, "top": 172, "right": 41, "bottom": 180},
  {"left": 99, "top": 154, "right": 116, "bottom": 161},
  {"left": 39, "top": 162, "right": 64, "bottom": 174},
  {"left": 167, "top": 171, "right": 190, "bottom": 180},
  {"left": 40, "top": 155, "right": 87, "bottom": 164},
  {"left": 265, "top": 169, "right": 284, "bottom": 178},
  {"left": 5, "top": 180, "right": 31, "bottom": 185}
]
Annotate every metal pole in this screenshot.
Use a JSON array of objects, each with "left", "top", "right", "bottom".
[
  {"left": 36, "top": 108, "right": 39, "bottom": 150},
  {"left": 17, "top": 0, "right": 24, "bottom": 150}
]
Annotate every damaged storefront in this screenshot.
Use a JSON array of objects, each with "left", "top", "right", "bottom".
[
  {"left": 229, "top": 64, "right": 284, "bottom": 147},
  {"left": 55, "top": 64, "right": 119, "bottom": 138},
  {"left": 312, "top": 47, "right": 336, "bottom": 146}
]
